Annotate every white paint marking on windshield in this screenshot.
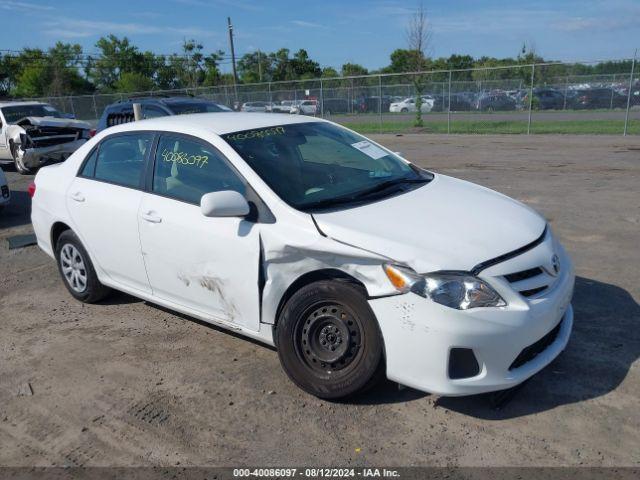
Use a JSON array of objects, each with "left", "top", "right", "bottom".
[{"left": 351, "top": 140, "right": 388, "bottom": 160}]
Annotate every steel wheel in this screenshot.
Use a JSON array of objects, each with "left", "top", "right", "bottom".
[
  {"left": 297, "top": 303, "right": 363, "bottom": 375},
  {"left": 276, "top": 280, "right": 384, "bottom": 399},
  {"left": 60, "top": 243, "right": 88, "bottom": 293}
]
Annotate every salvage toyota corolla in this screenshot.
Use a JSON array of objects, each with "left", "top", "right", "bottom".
[{"left": 30, "top": 113, "right": 574, "bottom": 399}]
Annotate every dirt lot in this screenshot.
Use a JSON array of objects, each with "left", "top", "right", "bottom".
[{"left": 1, "top": 134, "right": 639, "bottom": 467}]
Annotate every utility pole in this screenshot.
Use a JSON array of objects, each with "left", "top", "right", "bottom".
[
  {"left": 623, "top": 48, "right": 637, "bottom": 136},
  {"left": 227, "top": 17, "right": 239, "bottom": 104},
  {"left": 258, "top": 50, "right": 263, "bottom": 82}
]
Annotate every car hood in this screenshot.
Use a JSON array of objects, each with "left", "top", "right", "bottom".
[
  {"left": 15, "top": 117, "right": 91, "bottom": 129},
  {"left": 312, "top": 174, "right": 546, "bottom": 273}
]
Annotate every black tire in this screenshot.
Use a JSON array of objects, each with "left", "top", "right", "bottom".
[
  {"left": 55, "top": 230, "right": 111, "bottom": 303},
  {"left": 276, "top": 280, "right": 384, "bottom": 399},
  {"left": 10, "top": 142, "right": 33, "bottom": 175},
  {"left": 401, "top": 107, "right": 408, "bottom": 113}
]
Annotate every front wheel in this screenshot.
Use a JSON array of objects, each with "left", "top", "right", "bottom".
[
  {"left": 10, "top": 142, "right": 33, "bottom": 175},
  {"left": 55, "top": 230, "right": 111, "bottom": 303},
  {"left": 276, "top": 280, "right": 384, "bottom": 399}
]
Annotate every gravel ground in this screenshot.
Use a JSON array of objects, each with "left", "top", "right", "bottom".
[{"left": 0, "top": 134, "right": 639, "bottom": 467}]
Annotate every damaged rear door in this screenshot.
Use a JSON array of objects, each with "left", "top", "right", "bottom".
[{"left": 138, "top": 133, "right": 261, "bottom": 331}]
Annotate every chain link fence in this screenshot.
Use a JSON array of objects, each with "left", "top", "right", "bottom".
[{"left": 31, "top": 57, "right": 640, "bottom": 135}]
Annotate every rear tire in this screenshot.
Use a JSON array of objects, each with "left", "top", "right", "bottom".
[
  {"left": 55, "top": 230, "right": 111, "bottom": 303},
  {"left": 276, "top": 280, "right": 384, "bottom": 399}
]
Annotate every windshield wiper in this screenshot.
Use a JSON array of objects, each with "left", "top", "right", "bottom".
[
  {"left": 301, "top": 176, "right": 430, "bottom": 211},
  {"left": 349, "top": 176, "right": 430, "bottom": 200},
  {"left": 300, "top": 194, "right": 368, "bottom": 211}
]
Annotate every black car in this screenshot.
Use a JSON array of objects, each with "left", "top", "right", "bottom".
[
  {"left": 569, "top": 88, "right": 628, "bottom": 109},
  {"left": 354, "top": 96, "right": 394, "bottom": 113},
  {"left": 528, "top": 88, "right": 566, "bottom": 110},
  {"left": 96, "top": 96, "right": 232, "bottom": 133},
  {"left": 322, "top": 98, "right": 351, "bottom": 114},
  {"left": 475, "top": 93, "right": 517, "bottom": 111},
  {"left": 430, "top": 93, "right": 474, "bottom": 112}
]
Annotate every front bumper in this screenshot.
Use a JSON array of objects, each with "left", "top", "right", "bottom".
[
  {"left": 21, "top": 139, "right": 87, "bottom": 168},
  {"left": 369, "top": 234, "right": 575, "bottom": 396}
]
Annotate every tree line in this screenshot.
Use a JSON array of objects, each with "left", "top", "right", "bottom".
[{"left": 0, "top": 35, "right": 634, "bottom": 99}]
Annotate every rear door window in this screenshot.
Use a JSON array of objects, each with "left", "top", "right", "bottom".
[{"left": 94, "top": 133, "right": 153, "bottom": 188}]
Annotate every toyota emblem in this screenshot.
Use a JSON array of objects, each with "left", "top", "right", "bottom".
[{"left": 551, "top": 254, "right": 560, "bottom": 275}]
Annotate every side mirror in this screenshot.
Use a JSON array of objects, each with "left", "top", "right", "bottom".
[{"left": 200, "top": 190, "right": 250, "bottom": 218}]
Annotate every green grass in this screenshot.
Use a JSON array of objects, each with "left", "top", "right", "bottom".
[{"left": 340, "top": 119, "right": 640, "bottom": 135}]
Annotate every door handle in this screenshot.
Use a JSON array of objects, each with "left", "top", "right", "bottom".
[
  {"left": 141, "top": 211, "right": 162, "bottom": 223},
  {"left": 70, "top": 192, "right": 85, "bottom": 202}
]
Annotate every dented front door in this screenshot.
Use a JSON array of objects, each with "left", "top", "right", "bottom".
[{"left": 138, "top": 193, "right": 261, "bottom": 331}]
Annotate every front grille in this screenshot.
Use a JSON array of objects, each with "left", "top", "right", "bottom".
[
  {"left": 1, "top": 185, "right": 8, "bottom": 198},
  {"left": 509, "top": 320, "right": 562, "bottom": 370},
  {"left": 504, "top": 266, "right": 551, "bottom": 299},
  {"left": 31, "top": 136, "right": 78, "bottom": 148},
  {"left": 106, "top": 112, "right": 135, "bottom": 127},
  {"left": 520, "top": 286, "right": 547, "bottom": 297},
  {"left": 504, "top": 267, "right": 543, "bottom": 283}
]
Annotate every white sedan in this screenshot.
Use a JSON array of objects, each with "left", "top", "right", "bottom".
[
  {"left": 389, "top": 96, "right": 434, "bottom": 113},
  {"left": 30, "top": 113, "right": 574, "bottom": 399},
  {"left": 240, "top": 101, "right": 269, "bottom": 112}
]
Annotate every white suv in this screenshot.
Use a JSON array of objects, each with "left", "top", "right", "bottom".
[
  {"left": 291, "top": 100, "right": 318, "bottom": 115},
  {"left": 31, "top": 113, "right": 574, "bottom": 399}
]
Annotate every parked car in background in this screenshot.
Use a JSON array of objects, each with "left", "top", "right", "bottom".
[
  {"left": 358, "top": 96, "right": 394, "bottom": 114},
  {"left": 389, "top": 96, "right": 435, "bottom": 113},
  {"left": 96, "top": 96, "right": 232, "bottom": 133},
  {"left": 569, "top": 88, "right": 628, "bottom": 109},
  {"left": 0, "top": 167, "right": 10, "bottom": 211},
  {"left": 291, "top": 100, "right": 318, "bottom": 115},
  {"left": 322, "top": 98, "right": 350, "bottom": 115},
  {"left": 475, "top": 93, "right": 517, "bottom": 111},
  {"left": 525, "top": 88, "right": 566, "bottom": 110},
  {"left": 430, "top": 93, "right": 474, "bottom": 112},
  {"left": 241, "top": 101, "right": 270, "bottom": 112},
  {"left": 31, "top": 112, "right": 574, "bottom": 400},
  {"left": 0, "top": 101, "right": 92, "bottom": 175},
  {"left": 271, "top": 101, "right": 296, "bottom": 113}
]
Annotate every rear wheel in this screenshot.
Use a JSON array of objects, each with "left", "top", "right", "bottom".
[
  {"left": 10, "top": 142, "right": 32, "bottom": 175},
  {"left": 55, "top": 230, "right": 111, "bottom": 303},
  {"left": 276, "top": 280, "right": 383, "bottom": 399}
]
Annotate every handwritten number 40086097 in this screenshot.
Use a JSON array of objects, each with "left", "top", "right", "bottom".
[{"left": 161, "top": 149, "right": 209, "bottom": 169}]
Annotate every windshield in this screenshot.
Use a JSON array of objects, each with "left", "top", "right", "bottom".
[
  {"left": 222, "top": 122, "right": 431, "bottom": 211},
  {"left": 1, "top": 104, "right": 62, "bottom": 123},
  {"left": 168, "top": 102, "right": 231, "bottom": 114}
]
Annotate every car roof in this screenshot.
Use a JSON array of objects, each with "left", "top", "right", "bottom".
[
  {"left": 114, "top": 96, "right": 219, "bottom": 106},
  {"left": 101, "top": 112, "right": 325, "bottom": 136},
  {"left": 0, "top": 101, "right": 47, "bottom": 108},
  {"left": 160, "top": 97, "right": 220, "bottom": 105}
]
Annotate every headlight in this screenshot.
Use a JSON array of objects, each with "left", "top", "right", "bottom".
[{"left": 383, "top": 264, "right": 506, "bottom": 310}]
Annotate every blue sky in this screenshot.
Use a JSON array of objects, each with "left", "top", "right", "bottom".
[{"left": 1, "top": 0, "right": 638, "bottom": 72}]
